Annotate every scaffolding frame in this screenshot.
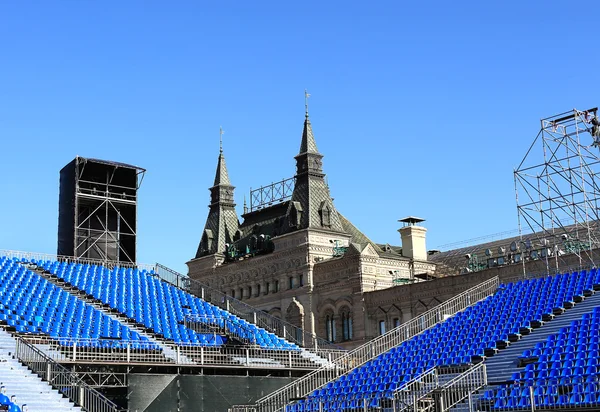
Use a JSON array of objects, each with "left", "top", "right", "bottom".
[
  {"left": 514, "top": 107, "right": 600, "bottom": 274},
  {"left": 70, "top": 157, "right": 145, "bottom": 264}
]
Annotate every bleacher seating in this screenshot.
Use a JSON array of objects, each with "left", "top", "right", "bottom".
[
  {"left": 41, "top": 260, "right": 298, "bottom": 350},
  {"left": 0, "top": 256, "right": 157, "bottom": 350},
  {"left": 287, "top": 270, "right": 600, "bottom": 411},
  {"left": 484, "top": 306, "right": 600, "bottom": 409}
]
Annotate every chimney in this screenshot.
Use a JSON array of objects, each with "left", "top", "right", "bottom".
[{"left": 398, "top": 217, "right": 427, "bottom": 261}]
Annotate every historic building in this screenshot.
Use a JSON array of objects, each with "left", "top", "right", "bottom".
[
  {"left": 186, "top": 109, "right": 437, "bottom": 348},
  {"left": 186, "top": 107, "right": 599, "bottom": 349}
]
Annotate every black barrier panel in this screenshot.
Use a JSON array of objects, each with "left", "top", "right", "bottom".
[{"left": 129, "top": 374, "right": 294, "bottom": 412}]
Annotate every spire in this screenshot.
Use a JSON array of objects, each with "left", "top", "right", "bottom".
[
  {"left": 299, "top": 90, "right": 319, "bottom": 154},
  {"left": 194, "top": 127, "right": 239, "bottom": 259},
  {"left": 289, "top": 99, "right": 343, "bottom": 232},
  {"left": 213, "top": 127, "right": 231, "bottom": 186}
]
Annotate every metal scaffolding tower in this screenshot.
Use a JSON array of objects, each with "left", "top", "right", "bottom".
[{"left": 514, "top": 107, "right": 600, "bottom": 273}]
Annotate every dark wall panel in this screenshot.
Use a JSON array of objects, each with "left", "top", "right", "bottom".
[
  {"left": 128, "top": 374, "right": 294, "bottom": 412},
  {"left": 57, "top": 159, "right": 76, "bottom": 256}
]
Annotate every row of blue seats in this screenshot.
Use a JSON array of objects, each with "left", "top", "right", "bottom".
[
  {"left": 483, "top": 383, "right": 600, "bottom": 409},
  {"left": 42, "top": 260, "right": 297, "bottom": 350},
  {"left": 290, "top": 270, "right": 600, "bottom": 410},
  {"left": 0, "top": 257, "right": 161, "bottom": 351}
]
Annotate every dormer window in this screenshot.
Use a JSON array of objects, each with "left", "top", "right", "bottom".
[
  {"left": 289, "top": 202, "right": 303, "bottom": 228},
  {"left": 319, "top": 201, "right": 331, "bottom": 228},
  {"left": 201, "top": 229, "right": 214, "bottom": 253}
]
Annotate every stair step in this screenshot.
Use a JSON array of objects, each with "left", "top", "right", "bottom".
[{"left": 0, "top": 329, "right": 80, "bottom": 411}]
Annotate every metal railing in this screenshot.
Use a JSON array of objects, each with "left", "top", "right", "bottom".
[
  {"left": 18, "top": 336, "right": 345, "bottom": 370},
  {"left": 14, "top": 337, "right": 123, "bottom": 412},
  {"left": 231, "top": 276, "right": 500, "bottom": 412},
  {"left": 184, "top": 314, "right": 257, "bottom": 344},
  {"left": 438, "top": 362, "right": 487, "bottom": 411},
  {"left": 155, "top": 263, "right": 340, "bottom": 351},
  {"left": 394, "top": 367, "right": 439, "bottom": 412}
]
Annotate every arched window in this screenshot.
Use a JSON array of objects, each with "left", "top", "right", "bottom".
[
  {"left": 325, "top": 314, "right": 336, "bottom": 342},
  {"left": 341, "top": 309, "right": 353, "bottom": 341}
]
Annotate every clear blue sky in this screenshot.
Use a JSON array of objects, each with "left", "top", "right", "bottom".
[{"left": 1, "top": 2, "right": 598, "bottom": 273}]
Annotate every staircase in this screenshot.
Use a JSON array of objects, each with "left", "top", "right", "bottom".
[
  {"left": 0, "top": 328, "right": 81, "bottom": 412},
  {"left": 230, "top": 276, "right": 500, "bottom": 412},
  {"left": 450, "top": 289, "right": 600, "bottom": 411},
  {"left": 299, "top": 349, "right": 336, "bottom": 368},
  {"left": 32, "top": 268, "right": 190, "bottom": 364}
]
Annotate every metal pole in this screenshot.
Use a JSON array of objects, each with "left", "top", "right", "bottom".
[{"left": 530, "top": 385, "right": 535, "bottom": 412}]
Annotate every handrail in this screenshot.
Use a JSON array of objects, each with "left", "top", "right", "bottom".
[
  {"left": 155, "top": 263, "right": 341, "bottom": 351},
  {"left": 236, "top": 276, "right": 499, "bottom": 412},
  {"left": 183, "top": 314, "right": 257, "bottom": 345},
  {"left": 17, "top": 336, "right": 346, "bottom": 370},
  {"left": 393, "top": 363, "right": 488, "bottom": 412},
  {"left": 438, "top": 362, "right": 487, "bottom": 411},
  {"left": 14, "top": 337, "right": 124, "bottom": 412},
  {"left": 394, "top": 367, "right": 439, "bottom": 412}
]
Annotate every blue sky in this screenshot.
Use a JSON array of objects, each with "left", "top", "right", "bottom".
[{"left": 0, "top": 1, "right": 598, "bottom": 273}]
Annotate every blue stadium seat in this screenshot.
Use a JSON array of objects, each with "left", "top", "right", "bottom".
[
  {"left": 288, "top": 269, "right": 600, "bottom": 410},
  {"left": 0, "top": 256, "right": 160, "bottom": 351},
  {"left": 38, "top": 259, "right": 298, "bottom": 350}
]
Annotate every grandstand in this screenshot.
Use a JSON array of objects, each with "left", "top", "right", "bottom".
[
  {"left": 2, "top": 107, "right": 600, "bottom": 412},
  {"left": 231, "top": 269, "right": 600, "bottom": 411},
  {"left": 0, "top": 251, "right": 346, "bottom": 411},
  {"left": 5, "top": 247, "right": 600, "bottom": 411}
]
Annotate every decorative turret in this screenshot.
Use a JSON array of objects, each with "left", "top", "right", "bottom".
[
  {"left": 195, "top": 128, "right": 240, "bottom": 258},
  {"left": 288, "top": 92, "right": 344, "bottom": 232}
]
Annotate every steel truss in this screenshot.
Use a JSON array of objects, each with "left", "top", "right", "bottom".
[
  {"left": 515, "top": 107, "right": 600, "bottom": 273},
  {"left": 74, "top": 161, "right": 144, "bottom": 264},
  {"left": 68, "top": 368, "right": 128, "bottom": 388}
]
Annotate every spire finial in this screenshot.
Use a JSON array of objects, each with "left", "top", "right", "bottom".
[
  {"left": 304, "top": 89, "right": 311, "bottom": 117},
  {"left": 219, "top": 126, "right": 224, "bottom": 153},
  {"left": 243, "top": 194, "right": 248, "bottom": 214}
]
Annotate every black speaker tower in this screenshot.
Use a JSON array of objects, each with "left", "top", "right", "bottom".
[{"left": 58, "top": 157, "right": 146, "bottom": 263}]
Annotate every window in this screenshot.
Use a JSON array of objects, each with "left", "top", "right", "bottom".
[
  {"left": 298, "top": 274, "right": 304, "bottom": 287},
  {"left": 231, "top": 289, "right": 235, "bottom": 297},
  {"left": 320, "top": 205, "right": 331, "bottom": 228},
  {"left": 379, "top": 320, "right": 386, "bottom": 335},
  {"left": 265, "top": 282, "right": 270, "bottom": 295},
  {"left": 239, "top": 288, "right": 243, "bottom": 299},
  {"left": 248, "top": 286, "right": 252, "bottom": 298},
  {"left": 289, "top": 202, "right": 303, "bottom": 228},
  {"left": 342, "top": 312, "right": 353, "bottom": 341},
  {"left": 289, "top": 276, "right": 294, "bottom": 290},
  {"left": 274, "top": 280, "right": 279, "bottom": 292},
  {"left": 393, "top": 318, "right": 400, "bottom": 328},
  {"left": 256, "top": 284, "right": 261, "bottom": 296},
  {"left": 326, "top": 315, "right": 336, "bottom": 342}
]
